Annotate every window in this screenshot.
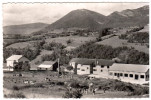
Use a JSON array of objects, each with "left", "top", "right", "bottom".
[
  {"left": 93, "top": 69, "right": 97, "bottom": 71},
  {"left": 146, "top": 75, "right": 149, "bottom": 78},
  {"left": 81, "top": 69, "right": 85, "bottom": 71},
  {"left": 101, "top": 70, "right": 103, "bottom": 72},
  {"left": 124, "top": 74, "right": 128, "bottom": 77},
  {"left": 129, "top": 74, "right": 133, "bottom": 78},
  {"left": 25, "top": 61, "right": 29, "bottom": 63},
  {"left": 120, "top": 73, "right": 123, "bottom": 76},
  {"left": 140, "top": 75, "right": 144, "bottom": 78},
  {"left": 101, "top": 65, "right": 104, "bottom": 68},
  {"left": 77, "top": 68, "right": 80, "bottom": 70},
  {"left": 114, "top": 73, "right": 117, "bottom": 76},
  {"left": 107, "top": 66, "right": 110, "bottom": 68},
  {"left": 109, "top": 72, "right": 113, "bottom": 75},
  {"left": 87, "top": 67, "right": 89, "bottom": 69}
]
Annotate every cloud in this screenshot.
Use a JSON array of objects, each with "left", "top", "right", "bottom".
[{"left": 3, "top": 3, "right": 148, "bottom": 26}]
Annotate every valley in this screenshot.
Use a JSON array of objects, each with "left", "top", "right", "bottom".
[{"left": 3, "top": 4, "right": 149, "bottom": 99}]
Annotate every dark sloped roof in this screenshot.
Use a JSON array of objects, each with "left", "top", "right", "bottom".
[
  {"left": 97, "top": 59, "right": 114, "bottom": 66},
  {"left": 70, "top": 58, "right": 113, "bottom": 66}
]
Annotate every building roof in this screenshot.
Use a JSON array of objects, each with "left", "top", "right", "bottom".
[
  {"left": 40, "top": 61, "right": 57, "bottom": 65},
  {"left": 109, "top": 63, "right": 149, "bottom": 73},
  {"left": 6, "top": 55, "right": 23, "bottom": 61},
  {"left": 38, "top": 61, "right": 57, "bottom": 68},
  {"left": 70, "top": 58, "right": 114, "bottom": 66}
]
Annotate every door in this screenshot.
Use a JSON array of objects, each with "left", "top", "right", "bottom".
[
  {"left": 90, "top": 66, "right": 93, "bottom": 74},
  {"left": 135, "top": 74, "right": 139, "bottom": 80}
]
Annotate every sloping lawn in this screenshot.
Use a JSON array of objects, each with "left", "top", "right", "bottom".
[
  {"left": 96, "top": 36, "right": 149, "bottom": 54},
  {"left": 46, "top": 36, "right": 96, "bottom": 47}
]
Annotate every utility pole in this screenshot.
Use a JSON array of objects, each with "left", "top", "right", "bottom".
[{"left": 58, "top": 58, "right": 60, "bottom": 75}]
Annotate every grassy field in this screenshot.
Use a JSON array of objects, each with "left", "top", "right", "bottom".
[
  {"left": 3, "top": 71, "right": 149, "bottom": 98},
  {"left": 139, "top": 24, "right": 149, "bottom": 32},
  {"left": 45, "top": 36, "right": 96, "bottom": 47},
  {"left": 6, "top": 42, "right": 32, "bottom": 49},
  {"left": 96, "top": 36, "right": 149, "bottom": 54}
]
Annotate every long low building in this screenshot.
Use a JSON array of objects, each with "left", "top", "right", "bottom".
[
  {"left": 37, "top": 61, "right": 58, "bottom": 71},
  {"left": 109, "top": 63, "right": 149, "bottom": 84}
]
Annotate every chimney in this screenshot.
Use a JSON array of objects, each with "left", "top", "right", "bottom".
[{"left": 95, "top": 59, "right": 98, "bottom": 65}]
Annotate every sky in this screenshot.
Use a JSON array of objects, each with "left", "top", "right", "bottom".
[{"left": 3, "top": 3, "right": 148, "bottom": 26}]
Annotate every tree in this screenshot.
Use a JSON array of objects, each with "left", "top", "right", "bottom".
[
  {"left": 66, "top": 39, "right": 73, "bottom": 45},
  {"left": 66, "top": 66, "right": 73, "bottom": 78},
  {"left": 22, "top": 62, "right": 30, "bottom": 71}
]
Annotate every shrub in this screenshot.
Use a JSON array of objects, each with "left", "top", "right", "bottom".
[
  {"left": 12, "top": 85, "right": 19, "bottom": 91},
  {"left": 66, "top": 39, "right": 73, "bottom": 44},
  {"left": 5, "top": 92, "right": 26, "bottom": 98},
  {"left": 56, "top": 81, "right": 64, "bottom": 86},
  {"left": 129, "top": 87, "right": 149, "bottom": 96},
  {"left": 70, "top": 80, "right": 80, "bottom": 88},
  {"left": 62, "top": 89, "right": 82, "bottom": 98}
]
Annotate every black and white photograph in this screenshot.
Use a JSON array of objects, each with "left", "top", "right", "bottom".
[{"left": 2, "top": 2, "right": 149, "bottom": 98}]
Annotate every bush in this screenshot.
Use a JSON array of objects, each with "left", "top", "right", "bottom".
[
  {"left": 66, "top": 39, "right": 73, "bottom": 44},
  {"left": 62, "top": 89, "right": 82, "bottom": 98},
  {"left": 5, "top": 92, "right": 26, "bottom": 98},
  {"left": 43, "top": 42, "right": 66, "bottom": 50},
  {"left": 70, "top": 80, "right": 80, "bottom": 88},
  {"left": 12, "top": 85, "right": 19, "bottom": 91},
  {"left": 129, "top": 86, "right": 149, "bottom": 96},
  {"left": 56, "top": 81, "right": 64, "bottom": 86}
]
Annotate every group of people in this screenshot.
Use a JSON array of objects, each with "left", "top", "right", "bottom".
[{"left": 89, "top": 82, "right": 98, "bottom": 95}]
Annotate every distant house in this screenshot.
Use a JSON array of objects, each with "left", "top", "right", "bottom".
[
  {"left": 5, "top": 55, "right": 29, "bottom": 71},
  {"left": 69, "top": 58, "right": 114, "bottom": 75},
  {"left": 37, "top": 61, "right": 58, "bottom": 71},
  {"left": 92, "top": 59, "right": 114, "bottom": 78},
  {"left": 109, "top": 63, "right": 149, "bottom": 84},
  {"left": 65, "top": 46, "right": 76, "bottom": 51}
]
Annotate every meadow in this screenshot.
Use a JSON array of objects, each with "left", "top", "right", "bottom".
[
  {"left": 3, "top": 71, "right": 149, "bottom": 98},
  {"left": 96, "top": 36, "right": 149, "bottom": 54}
]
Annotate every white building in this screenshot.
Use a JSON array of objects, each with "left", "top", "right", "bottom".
[
  {"left": 109, "top": 63, "right": 149, "bottom": 84},
  {"left": 5, "top": 55, "right": 29, "bottom": 71},
  {"left": 69, "top": 58, "right": 149, "bottom": 84},
  {"left": 37, "top": 61, "right": 58, "bottom": 71},
  {"left": 69, "top": 58, "right": 113, "bottom": 75}
]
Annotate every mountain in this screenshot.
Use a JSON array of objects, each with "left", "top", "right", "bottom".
[
  {"left": 3, "top": 23, "right": 49, "bottom": 35},
  {"left": 43, "top": 5, "right": 149, "bottom": 31},
  {"left": 4, "top": 5, "right": 149, "bottom": 35},
  {"left": 104, "top": 5, "right": 149, "bottom": 28},
  {"left": 44, "top": 9, "right": 106, "bottom": 31}
]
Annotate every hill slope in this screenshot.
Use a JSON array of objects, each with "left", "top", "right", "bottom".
[
  {"left": 44, "top": 9, "right": 106, "bottom": 31},
  {"left": 104, "top": 5, "right": 149, "bottom": 28},
  {"left": 3, "top": 23, "right": 49, "bottom": 35}
]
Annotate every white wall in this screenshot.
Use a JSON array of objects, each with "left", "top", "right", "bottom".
[
  {"left": 109, "top": 71, "right": 148, "bottom": 84},
  {"left": 77, "top": 64, "right": 90, "bottom": 75},
  {"left": 69, "top": 62, "right": 75, "bottom": 68},
  {"left": 6, "top": 60, "right": 18, "bottom": 67},
  {"left": 93, "top": 65, "right": 109, "bottom": 78},
  {"left": 6, "top": 57, "right": 29, "bottom": 67}
]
